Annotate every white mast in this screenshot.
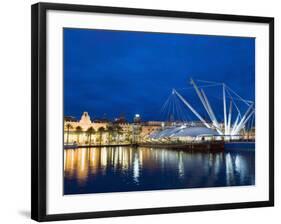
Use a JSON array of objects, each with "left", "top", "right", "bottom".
[
  {"left": 233, "top": 110, "right": 254, "bottom": 136},
  {"left": 190, "top": 79, "right": 222, "bottom": 133},
  {"left": 173, "top": 89, "right": 211, "bottom": 129},
  {"left": 190, "top": 79, "right": 212, "bottom": 119},
  {"left": 201, "top": 89, "right": 222, "bottom": 134},
  {"left": 227, "top": 100, "right": 232, "bottom": 135},
  {"left": 169, "top": 79, "right": 254, "bottom": 138},
  {"left": 232, "top": 104, "right": 254, "bottom": 135},
  {"left": 223, "top": 84, "right": 228, "bottom": 135},
  {"left": 231, "top": 113, "right": 240, "bottom": 135}
]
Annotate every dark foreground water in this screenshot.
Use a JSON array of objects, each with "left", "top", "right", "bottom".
[{"left": 64, "top": 146, "right": 255, "bottom": 195}]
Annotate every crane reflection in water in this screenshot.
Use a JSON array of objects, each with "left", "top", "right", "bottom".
[{"left": 64, "top": 147, "right": 255, "bottom": 195}]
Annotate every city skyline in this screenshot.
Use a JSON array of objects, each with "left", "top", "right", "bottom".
[{"left": 64, "top": 28, "right": 255, "bottom": 122}]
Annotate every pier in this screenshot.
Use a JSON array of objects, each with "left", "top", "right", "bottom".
[
  {"left": 139, "top": 141, "right": 224, "bottom": 151},
  {"left": 65, "top": 141, "right": 225, "bottom": 152}
]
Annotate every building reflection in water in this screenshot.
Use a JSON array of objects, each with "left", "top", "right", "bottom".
[{"left": 64, "top": 147, "right": 255, "bottom": 194}]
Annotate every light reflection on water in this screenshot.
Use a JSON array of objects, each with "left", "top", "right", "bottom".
[{"left": 64, "top": 146, "right": 255, "bottom": 195}]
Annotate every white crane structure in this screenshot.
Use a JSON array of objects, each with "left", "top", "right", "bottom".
[{"left": 170, "top": 78, "right": 255, "bottom": 137}]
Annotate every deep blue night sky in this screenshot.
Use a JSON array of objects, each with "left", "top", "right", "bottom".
[{"left": 64, "top": 28, "right": 255, "bottom": 122}]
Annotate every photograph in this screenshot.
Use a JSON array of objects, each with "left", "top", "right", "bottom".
[{"left": 63, "top": 28, "right": 256, "bottom": 195}]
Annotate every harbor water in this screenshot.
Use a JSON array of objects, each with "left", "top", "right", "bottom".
[{"left": 64, "top": 146, "right": 255, "bottom": 195}]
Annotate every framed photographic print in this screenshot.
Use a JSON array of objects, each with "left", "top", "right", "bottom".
[{"left": 31, "top": 2, "right": 274, "bottom": 222}]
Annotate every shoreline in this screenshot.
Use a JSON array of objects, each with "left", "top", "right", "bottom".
[{"left": 64, "top": 141, "right": 225, "bottom": 151}]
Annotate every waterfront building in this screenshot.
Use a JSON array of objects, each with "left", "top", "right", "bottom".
[
  {"left": 65, "top": 112, "right": 108, "bottom": 131},
  {"left": 149, "top": 126, "right": 219, "bottom": 142},
  {"left": 139, "top": 121, "right": 162, "bottom": 141},
  {"left": 64, "top": 112, "right": 254, "bottom": 146},
  {"left": 64, "top": 112, "right": 109, "bottom": 145},
  {"left": 64, "top": 112, "right": 163, "bottom": 146}
]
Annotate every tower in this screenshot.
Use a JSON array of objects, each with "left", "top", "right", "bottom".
[
  {"left": 133, "top": 114, "right": 141, "bottom": 123},
  {"left": 79, "top": 112, "right": 92, "bottom": 129}
]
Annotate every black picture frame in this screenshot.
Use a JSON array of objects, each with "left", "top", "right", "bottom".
[{"left": 31, "top": 2, "right": 274, "bottom": 222}]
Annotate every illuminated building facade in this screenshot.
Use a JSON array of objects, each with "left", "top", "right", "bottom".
[{"left": 64, "top": 112, "right": 162, "bottom": 145}]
